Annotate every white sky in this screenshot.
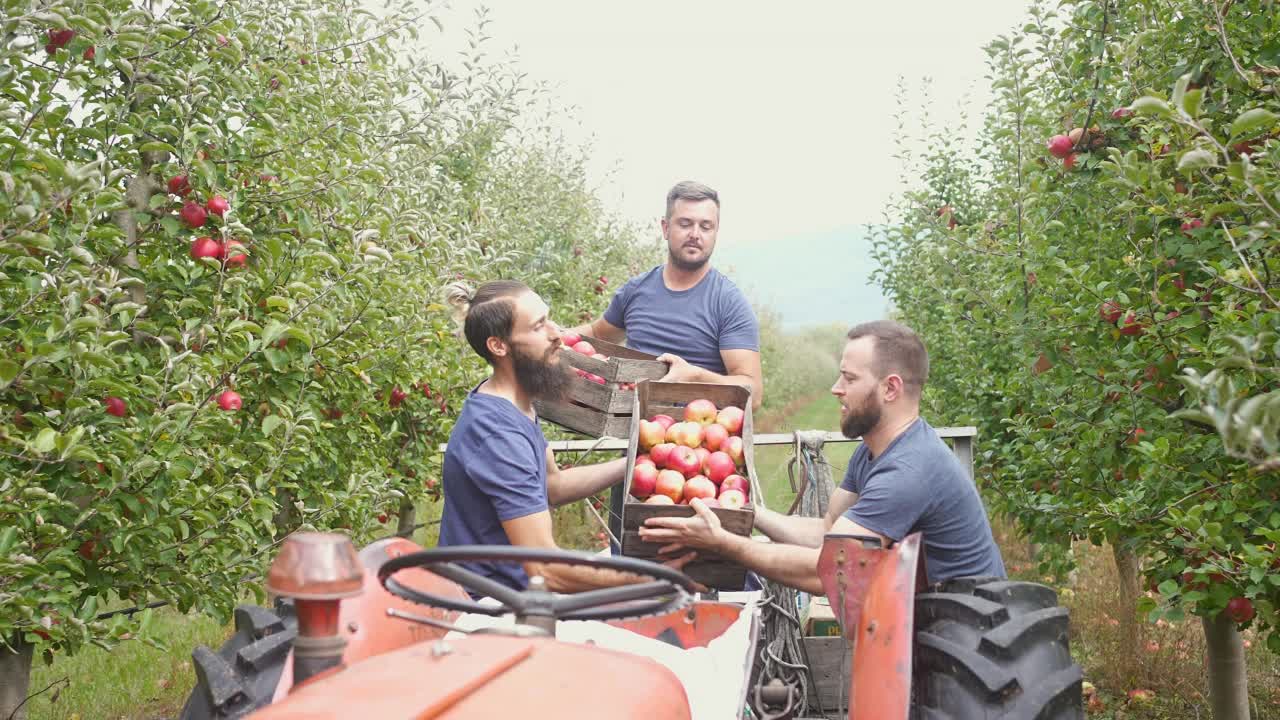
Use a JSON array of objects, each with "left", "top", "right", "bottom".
[{"left": 428, "top": 0, "right": 1035, "bottom": 246}]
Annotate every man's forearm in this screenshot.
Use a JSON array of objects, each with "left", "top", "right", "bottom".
[
  {"left": 752, "top": 507, "right": 827, "bottom": 548},
  {"left": 718, "top": 533, "right": 825, "bottom": 595},
  {"left": 548, "top": 458, "right": 625, "bottom": 506},
  {"left": 535, "top": 562, "right": 646, "bottom": 593}
]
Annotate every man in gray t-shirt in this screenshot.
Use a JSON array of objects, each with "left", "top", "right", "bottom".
[
  {"left": 573, "top": 181, "right": 763, "bottom": 409},
  {"left": 641, "top": 321, "right": 1005, "bottom": 590}
]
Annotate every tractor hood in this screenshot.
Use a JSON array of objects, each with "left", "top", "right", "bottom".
[{"left": 248, "top": 633, "right": 693, "bottom": 720}]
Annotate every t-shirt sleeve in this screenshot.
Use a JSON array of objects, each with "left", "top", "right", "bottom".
[
  {"left": 602, "top": 277, "right": 636, "bottom": 329},
  {"left": 718, "top": 285, "right": 760, "bottom": 352},
  {"left": 842, "top": 461, "right": 928, "bottom": 541},
  {"left": 467, "top": 430, "right": 548, "bottom": 522}
]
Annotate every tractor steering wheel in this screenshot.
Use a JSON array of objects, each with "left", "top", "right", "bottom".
[{"left": 378, "top": 545, "right": 699, "bottom": 626}]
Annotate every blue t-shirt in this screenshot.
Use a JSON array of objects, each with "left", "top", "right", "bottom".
[
  {"left": 603, "top": 266, "right": 759, "bottom": 375},
  {"left": 438, "top": 387, "right": 549, "bottom": 592},
  {"left": 840, "top": 418, "right": 1005, "bottom": 585}
]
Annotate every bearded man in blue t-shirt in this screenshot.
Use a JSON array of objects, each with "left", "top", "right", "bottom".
[
  {"left": 640, "top": 321, "right": 1005, "bottom": 591},
  {"left": 438, "top": 280, "right": 696, "bottom": 594},
  {"left": 573, "top": 181, "right": 764, "bottom": 410}
]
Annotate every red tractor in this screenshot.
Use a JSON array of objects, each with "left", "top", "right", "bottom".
[{"left": 179, "top": 530, "right": 1082, "bottom": 719}]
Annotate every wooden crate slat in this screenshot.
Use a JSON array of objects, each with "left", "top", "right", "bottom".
[
  {"left": 802, "top": 636, "right": 852, "bottom": 710},
  {"left": 535, "top": 334, "right": 664, "bottom": 437}
]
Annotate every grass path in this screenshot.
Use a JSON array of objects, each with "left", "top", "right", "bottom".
[{"left": 752, "top": 393, "right": 856, "bottom": 512}]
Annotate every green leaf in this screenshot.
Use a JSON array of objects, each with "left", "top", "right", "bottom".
[
  {"left": 0, "top": 360, "right": 19, "bottom": 384},
  {"left": 1229, "top": 108, "right": 1277, "bottom": 139},
  {"left": 0, "top": 526, "right": 17, "bottom": 555},
  {"left": 33, "top": 428, "right": 58, "bottom": 454},
  {"left": 138, "top": 141, "right": 177, "bottom": 154},
  {"left": 1131, "top": 96, "right": 1171, "bottom": 117},
  {"left": 1177, "top": 148, "right": 1217, "bottom": 172},
  {"left": 1180, "top": 89, "right": 1203, "bottom": 118},
  {"left": 262, "top": 415, "right": 284, "bottom": 437}
]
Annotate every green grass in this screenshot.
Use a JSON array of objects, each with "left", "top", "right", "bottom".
[
  {"left": 25, "top": 608, "right": 229, "bottom": 720},
  {"left": 753, "top": 393, "right": 857, "bottom": 512}
]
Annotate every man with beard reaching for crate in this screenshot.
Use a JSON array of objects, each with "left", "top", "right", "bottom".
[{"left": 440, "top": 280, "right": 697, "bottom": 594}]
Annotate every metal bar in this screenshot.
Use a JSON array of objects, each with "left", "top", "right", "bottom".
[{"left": 436, "top": 427, "right": 977, "bottom": 454}]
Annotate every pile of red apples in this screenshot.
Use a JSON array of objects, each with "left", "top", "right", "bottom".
[{"left": 629, "top": 399, "right": 751, "bottom": 509}]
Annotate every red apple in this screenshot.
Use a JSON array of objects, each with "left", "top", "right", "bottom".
[
  {"left": 206, "top": 195, "right": 230, "bottom": 217},
  {"left": 1225, "top": 596, "right": 1254, "bottom": 623},
  {"left": 715, "top": 406, "right": 745, "bottom": 436},
  {"left": 646, "top": 494, "right": 675, "bottom": 505},
  {"left": 684, "top": 398, "right": 718, "bottom": 426},
  {"left": 635, "top": 453, "right": 655, "bottom": 467},
  {"left": 1126, "top": 689, "right": 1155, "bottom": 706},
  {"left": 82, "top": 45, "right": 95, "bottom": 60},
  {"left": 669, "top": 421, "right": 703, "bottom": 448},
  {"left": 180, "top": 201, "right": 207, "bottom": 228},
  {"left": 168, "top": 174, "right": 192, "bottom": 197},
  {"left": 704, "top": 451, "right": 736, "bottom": 485},
  {"left": 638, "top": 419, "right": 666, "bottom": 451},
  {"left": 631, "top": 463, "right": 659, "bottom": 500},
  {"left": 683, "top": 475, "right": 716, "bottom": 502},
  {"left": 720, "top": 474, "right": 750, "bottom": 499},
  {"left": 649, "top": 443, "right": 676, "bottom": 468},
  {"left": 47, "top": 28, "right": 76, "bottom": 51},
  {"left": 223, "top": 240, "right": 247, "bottom": 267},
  {"left": 1099, "top": 300, "right": 1123, "bottom": 324},
  {"left": 104, "top": 396, "right": 128, "bottom": 417},
  {"left": 1119, "top": 312, "right": 1144, "bottom": 336},
  {"left": 1180, "top": 218, "right": 1204, "bottom": 234},
  {"left": 654, "top": 470, "right": 685, "bottom": 503},
  {"left": 590, "top": 353, "right": 608, "bottom": 362},
  {"left": 648, "top": 414, "right": 676, "bottom": 432},
  {"left": 718, "top": 488, "right": 747, "bottom": 510},
  {"left": 560, "top": 331, "right": 581, "bottom": 347},
  {"left": 190, "top": 237, "right": 223, "bottom": 261},
  {"left": 586, "top": 373, "right": 606, "bottom": 385},
  {"left": 1047, "top": 134, "right": 1073, "bottom": 158},
  {"left": 217, "top": 390, "right": 242, "bottom": 411},
  {"left": 1111, "top": 106, "right": 1133, "bottom": 119},
  {"left": 389, "top": 387, "right": 407, "bottom": 408},
  {"left": 694, "top": 447, "right": 711, "bottom": 474},
  {"left": 703, "top": 422, "right": 729, "bottom": 451},
  {"left": 667, "top": 446, "right": 702, "bottom": 479},
  {"left": 1062, "top": 153, "right": 1077, "bottom": 170},
  {"left": 723, "top": 436, "right": 745, "bottom": 466},
  {"left": 571, "top": 340, "right": 596, "bottom": 356}
]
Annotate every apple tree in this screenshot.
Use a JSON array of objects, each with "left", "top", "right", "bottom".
[
  {"left": 874, "top": 0, "right": 1277, "bottom": 715},
  {"left": 0, "top": 0, "right": 650, "bottom": 714}
]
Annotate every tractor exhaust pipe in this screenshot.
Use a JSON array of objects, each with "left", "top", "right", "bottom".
[{"left": 265, "top": 532, "right": 365, "bottom": 688}]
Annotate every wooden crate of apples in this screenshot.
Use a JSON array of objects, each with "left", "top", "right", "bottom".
[
  {"left": 532, "top": 331, "right": 667, "bottom": 438},
  {"left": 619, "top": 380, "right": 763, "bottom": 590}
]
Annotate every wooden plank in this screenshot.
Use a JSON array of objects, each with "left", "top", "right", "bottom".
[
  {"left": 621, "top": 503, "right": 755, "bottom": 534},
  {"left": 802, "top": 636, "right": 853, "bottom": 711}
]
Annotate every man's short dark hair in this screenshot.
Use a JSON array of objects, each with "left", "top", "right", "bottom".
[
  {"left": 445, "top": 280, "right": 531, "bottom": 364},
  {"left": 665, "top": 181, "right": 720, "bottom": 219},
  {"left": 846, "top": 320, "right": 929, "bottom": 396}
]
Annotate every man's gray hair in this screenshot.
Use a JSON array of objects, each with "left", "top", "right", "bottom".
[{"left": 665, "top": 181, "right": 720, "bottom": 218}]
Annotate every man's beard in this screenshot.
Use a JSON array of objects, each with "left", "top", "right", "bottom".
[
  {"left": 668, "top": 245, "right": 711, "bottom": 272},
  {"left": 511, "top": 343, "right": 573, "bottom": 402},
  {"left": 840, "top": 387, "right": 883, "bottom": 439}
]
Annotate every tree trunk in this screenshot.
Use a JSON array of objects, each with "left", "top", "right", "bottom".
[
  {"left": 1202, "top": 612, "right": 1251, "bottom": 720},
  {"left": 0, "top": 635, "right": 34, "bottom": 720},
  {"left": 395, "top": 497, "right": 417, "bottom": 538},
  {"left": 1111, "top": 542, "right": 1142, "bottom": 683}
]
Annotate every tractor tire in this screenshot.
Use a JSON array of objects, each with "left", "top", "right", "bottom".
[
  {"left": 910, "top": 579, "right": 1083, "bottom": 720},
  {"left": 178, "top": 600, "right": 296, "bottom": 720}
]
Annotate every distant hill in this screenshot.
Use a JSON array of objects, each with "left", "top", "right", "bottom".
[{"left": 715, "top": 225, "right": 890, "bottom": 331}]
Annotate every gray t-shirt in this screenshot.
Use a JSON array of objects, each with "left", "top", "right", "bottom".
[
  {"left": 603, "top": 266, "right": 758, "bottom": 375},
  {"left": 841, "top": 418, "right": 1005, "bottom": 585}
]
